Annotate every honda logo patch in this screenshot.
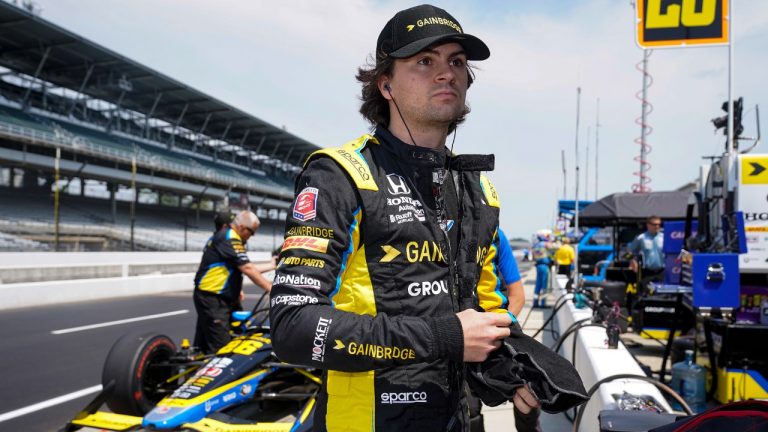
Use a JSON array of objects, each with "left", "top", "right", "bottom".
[
  {"left": 293, "top": 187, "right": 318, "bottom": 221},
  {"left": 386, "top": 174, "right": 411, "bottom": 195}
]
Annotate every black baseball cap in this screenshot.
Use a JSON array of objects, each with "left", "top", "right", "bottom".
[
  {"left": 377, "top": 4, "right": 490, "bottom": 61},
  {"left": 214, "top": 210, "right": 234, "bottom": 231}
]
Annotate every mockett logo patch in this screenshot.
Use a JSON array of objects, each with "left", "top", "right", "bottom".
[{"left": 293, "top": 187, "right": 319, "bottom": 221}]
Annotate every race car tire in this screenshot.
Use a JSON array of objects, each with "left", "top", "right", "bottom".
[{"left": 102, "top": 331, "right": 177, "bottom": 416}]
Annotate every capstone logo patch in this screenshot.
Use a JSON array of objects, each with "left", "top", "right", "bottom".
[
  {"left": 271, "top": 294, "right": 319, "bottom": 307},
  {"left": 274, "top": 274, "right": 322, "bottom": 290},
  {"left": 381, "top": 391, "right": 428, "bottom": 404},
  {"left": 312, "top": 317, "right": 332, "bottom": 362}
]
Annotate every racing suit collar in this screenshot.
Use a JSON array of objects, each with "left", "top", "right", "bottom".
[
  {"left": 374, "top": 125, "right": 496, "bottom": 172},
  {"left": 375, "top": 124, "right": 448, "bottom": 169}
]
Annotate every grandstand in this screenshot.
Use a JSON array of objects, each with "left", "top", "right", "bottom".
[{"left": 0, "top": 1, "right": 316, "bottom": 251}]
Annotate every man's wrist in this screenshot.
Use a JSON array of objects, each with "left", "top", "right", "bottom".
[{"left": 426, "top": 315, "right": 463, "bottom": 362}]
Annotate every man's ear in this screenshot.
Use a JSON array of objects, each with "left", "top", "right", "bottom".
[{"left": 378, "top": 77, "right": 392, "bottom": 101}]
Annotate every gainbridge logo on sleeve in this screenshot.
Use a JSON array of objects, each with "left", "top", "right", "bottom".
[
  {"left": 333, "top": 339, "right": 416, "bottom": 360},
  {"left": 281, "top": 235, "right": 329, "bottom": 253}
]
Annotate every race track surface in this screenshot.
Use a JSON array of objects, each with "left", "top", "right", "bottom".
[{"left": 0, "top": 286, "right": 267, "bottom": 432}]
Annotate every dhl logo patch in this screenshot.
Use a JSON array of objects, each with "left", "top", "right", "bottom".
[{"left": 281, "top": 235, "right": 329, "bottom": 253}]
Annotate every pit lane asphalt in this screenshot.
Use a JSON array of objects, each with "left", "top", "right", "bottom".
[{"left": 0, "top": 283, "right": 268, "bottom": 432}]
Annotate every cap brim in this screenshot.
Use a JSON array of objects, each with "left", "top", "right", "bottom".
[{"left": 389, "top": 33, "right": 490, "bottom": 61}]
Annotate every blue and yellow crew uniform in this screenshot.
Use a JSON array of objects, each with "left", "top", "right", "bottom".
[
  {"left": 193, "top": 228, "right": 250, "bottom": 353},
  {"left": 532, "top": 239, "right": 552, "bottom": 308},
  {"left": 270, "top": 127, "right": 506, "bottom": 431}
]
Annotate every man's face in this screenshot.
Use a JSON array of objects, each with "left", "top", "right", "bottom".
[
  {"left": 237, "top": 223, "right": 257, "bottom": 242},
  {"left": 647, "top": 219, "right": 661, "bottom": 234},
  {"left": 385, "top": 42, "right": 468, "bottom": 128}
]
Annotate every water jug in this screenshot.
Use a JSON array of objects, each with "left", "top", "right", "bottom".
[{"left": 670, "top": 349, "right": 707, "bottom": 413}]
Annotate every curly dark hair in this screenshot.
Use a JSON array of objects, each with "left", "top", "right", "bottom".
[{"left": 356, "top": 50, "right": 475, "bottom": 134}]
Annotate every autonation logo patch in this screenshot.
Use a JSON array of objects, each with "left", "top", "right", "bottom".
[
  {"left": 381, "top": 391, "right": 428, "bottom": 404},
  {"left": 274, "top": 274, "right": 321, "bottom": 290}
]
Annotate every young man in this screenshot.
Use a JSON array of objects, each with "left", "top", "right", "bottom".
[
  {"left": 629, "top": 215, "right": 665, "bottom": 295},
  {"left": 193, "top": 210, "right": 273, "bottom": 354},
  {"left": 270, "top": 5, "right": 538, "bottom": 431},
  {"left": 531, "top": 230, "right": 553, "bottom": 308},
  {"left": 497, "top": 228, "right": 525, "bottom": 317}
]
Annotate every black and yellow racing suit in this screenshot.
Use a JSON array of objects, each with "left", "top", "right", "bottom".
[
  {"left": 193, "top": 227, "right": 250, "bottom": 353},
  {"left": 270, "top": 126, "right": 511, "bottom": 431}
]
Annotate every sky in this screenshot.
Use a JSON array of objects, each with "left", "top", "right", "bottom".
[{"left": 24, "top": 0, "right": 768, "bottom": 239}]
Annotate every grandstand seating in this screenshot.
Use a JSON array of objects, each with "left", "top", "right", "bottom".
[
  {"left": 0, "top": 102, "right": 291, "bottom": 193},
  {"left": 0, "top": 188, "right": 283, "bottom": 252},
  {"left": 0, "top": 231, "right": 49, "bottom": 251}
]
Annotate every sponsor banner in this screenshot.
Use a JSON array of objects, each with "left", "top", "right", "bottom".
[
  {"left": 741, "top": 156, "right": 768, "bottom": 185},
  {"left": 737, "top": 168, "right": 768, "bottom": 271},
  {"left": 282, "top": 235, "right": 329, "bottom": 253},
  {"left": 274, "top": 273, "right": 322, "bottom": 290},
  {"left": 662, "top": 221, "right": 698, "bottom": 254},
  {"left": 293, "top": 187, "right": 319, "bottom": 221}
]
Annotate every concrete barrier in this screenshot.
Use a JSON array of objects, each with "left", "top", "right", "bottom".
[
  {"left": 546, "top": 275, "right": 672, "bottom": 431},
  {"left": 0, "top": 263, "right": 123, "bottom": 284},
  {"left": 0, "top": 251, "right": 272, "bottom": 310},
  {"left": 0, "top": 273, "right": 195, "bottom": 310}
]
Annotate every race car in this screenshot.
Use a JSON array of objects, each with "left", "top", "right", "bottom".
[{"left": 62, "top": 298, "right": 320, "bottom": 432}]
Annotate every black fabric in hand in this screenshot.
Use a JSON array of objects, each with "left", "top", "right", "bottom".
[{"left": 466, "top": 325, "right": 589, "bottom": 413}]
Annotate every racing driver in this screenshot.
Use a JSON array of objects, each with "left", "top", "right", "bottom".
[{"left": 270, "top": 4, "right": 539, "bottom": 431}]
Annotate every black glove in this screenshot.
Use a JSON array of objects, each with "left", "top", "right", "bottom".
[{"left": 466, "top": 325, "right": 589, "bottom": 414}]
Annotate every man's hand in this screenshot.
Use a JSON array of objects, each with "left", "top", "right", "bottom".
[
  {"left": 239, "top": 262, "right": 272, "bottom": 293},
  {"left": 512, "top": 384, "right": 541, "bottom": 414},
  {"left": 456, "top": 309, "right": 512, "bottom": 362},
  {"left": 629, "top": 259, "right": 639, "bottom": 273}
]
